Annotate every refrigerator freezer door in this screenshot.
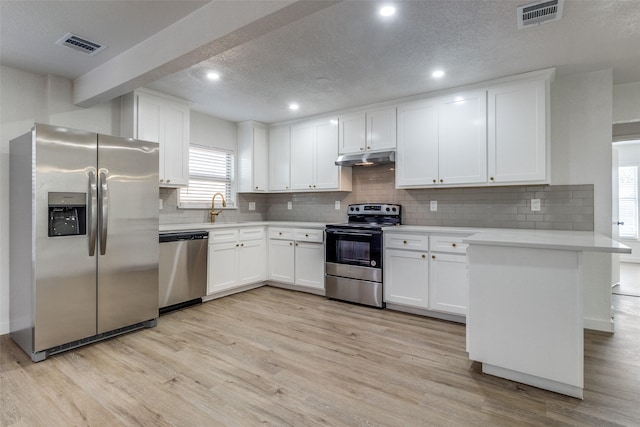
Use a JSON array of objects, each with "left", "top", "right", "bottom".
[
  {"left": 34, "top": 124, "right": 98, "bottom": 351},
  {"left": 96, "top": 134, "right": 159, "bottom": 333}
]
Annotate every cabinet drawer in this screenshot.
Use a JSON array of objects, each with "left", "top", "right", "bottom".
[
  {"left": 209, "top": 229, "right": 239, "bottom": 244},
  {"left": 294, "top": 229, "right": 324, "bottom": 243},
  {"left": 385, "top": 233, "right": 429, "bottom": 251},
  {"left": 430, "top": 235, "right": 469, "bottom": 254},
  {"left": 240, "top": 227, "right": 266, "bottom": 241},
  {"left": 269, "top": 228, "right": 295, "bottom": 240}
]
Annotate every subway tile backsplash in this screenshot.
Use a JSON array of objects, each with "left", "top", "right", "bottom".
[{"left": 161, "top": 166, "right": 594, "bottom": 231}]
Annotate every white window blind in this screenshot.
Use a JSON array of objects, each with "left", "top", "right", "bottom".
[
  {"left": 179, "top": 145, "right": 235, "bottom": 209},
  {"left": 618, "top": 165, "right": 638, "bottom": 239}
]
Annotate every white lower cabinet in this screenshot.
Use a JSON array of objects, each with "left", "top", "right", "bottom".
[
  {"left": 207, "top": 227, "right": 266, "bottom": 295},
  {"left": 429, "top": 253, "right": 468, "bottom": 315},
  {"left": 384, "top": 248, "right": 429, "bottom": 308},
  {"left": 268, "top": 227, "right": 325, "bottom": 291},
  {"left": 384, "top": 232, "right": 470, "bottom": 318}
]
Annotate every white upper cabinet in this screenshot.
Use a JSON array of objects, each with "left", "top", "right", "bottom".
[
  {"left": 268, "top": 126, "right": 291, "bottom": 192},
  {"left": 488, "top": 78, "right": 548, "bottom": 184},
  {"left": 396, "top": 98, "right": 439, "bottom": 187},
  {"left": 339, "top": 112, "right": 366, "bottom": 154},
  {"left": 290, "top": 119, "right": 352, "bottom": 191},
  {"left": 339, "top": 107, "right": 396, "bottom": 154},
  {"left": 438, "top": 90, "right": 487, "bottom": 185},
  {"left": 237, "top": 121, "right": 268, "bottom": 192},
  {"left": 122, "top": 89, "right": 190, "bottom": 187},
  {"left": 397, "top": 90, "right": 486, "bottom": 188}
]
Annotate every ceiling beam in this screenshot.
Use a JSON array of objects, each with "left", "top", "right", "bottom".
[{"left": 73, "top": 0, "right": 340, "bottom": 107}]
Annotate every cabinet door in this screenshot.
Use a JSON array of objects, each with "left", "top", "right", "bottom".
[
  {"left": 290, "top": 124, "right": 315, "bottom": 190},
  {"left": 268, "top": 239, "right": 295, "bottom": 284},
  {"left": 207, "top": 242, "right": 238, "bottom": 294},
  {"left": 269, "top": 126, "right": 291, "bottom": 191},
  {"left": 295, "top": 242, "right": 325, "bottom": 289},
  {"left": 396, "top": 99, "right": 439, "bottom": 187},
  {"left": 238, "top": 239, "right": 266, "bottom": 285},
  {"left": 314, "top": 120, "right": 340, "bottom": 190},
  {"left": 136, "top": 95, "right": 161, "bottom": 143},
  {"left": 488, "top": 79, "right": 547, "bottom": 183},
  {"left": 383, "top": 249, "right": 429, "bottom": 308},
  {"left": 339, "top": 112, "right": 366, "bottom": 154},
  {"left": 252, "top": 126, "right": 268, "bottom": 191},
  {"left": 161, "top": 101, "right": 190, "bottom": 187},
  {"left": 367, "top": 107, "right": 397, "bottom": 151},
  {"left": 438, "top": 91, "right": 487, "bottom": 185},
  {"left": 429, "top": 253, "right": 468, "bottom": 315}
]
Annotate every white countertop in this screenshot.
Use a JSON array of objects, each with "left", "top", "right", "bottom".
[
  {"left": 382, "top": 225, "right": 482, "bottom": 235},
  {"left": 159, "top": 221, "right": 327, "bottom": 232},
  {"left": 463, "top": 229, "right": 631, "bottom": 253}
]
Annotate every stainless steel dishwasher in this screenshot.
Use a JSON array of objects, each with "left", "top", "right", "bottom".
[{"left": 159, "top": 231, "right": 208, "bottom": 314}]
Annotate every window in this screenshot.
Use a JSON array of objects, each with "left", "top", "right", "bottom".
[
  {"left": 179, "top": 144, "right": 235, "bottom": 209},
  {"left": 618, "top": 165, "right": 638, "bottom": 239}
]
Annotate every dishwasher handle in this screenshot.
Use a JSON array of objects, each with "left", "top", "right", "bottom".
[{"left": 160, "top": 231, "right": 209, "bottom": 243}]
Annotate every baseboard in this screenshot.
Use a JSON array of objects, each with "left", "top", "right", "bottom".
[
  {"left": 583, "top": 317, "right": 614, "bottom": 333},
  {"left": 266, "top": 281, "right": 325, "bottom": 296}
]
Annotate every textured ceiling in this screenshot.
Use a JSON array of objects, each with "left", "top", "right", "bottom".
[{"left": 2, "top": 0, "right": 640, "bottom": 125}]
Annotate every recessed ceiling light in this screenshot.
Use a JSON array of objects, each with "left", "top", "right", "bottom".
[
  {"left": 379, "top": 5, "right": 396, "bottom": 17},
  {"left": 289, "top": 103, "right": 300, "bottom": 111},
  {"left": 432, "top": 70, "right": 445, "bottom": 79},
  {"left": 206, "top": 72, "right": 220, "bottom": 81}
]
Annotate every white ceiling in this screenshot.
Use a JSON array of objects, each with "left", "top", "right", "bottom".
[{"left": 2, "top": 0, "right": 640, "bottom": 124}]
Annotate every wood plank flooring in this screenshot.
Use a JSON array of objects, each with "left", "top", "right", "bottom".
[{"left": 2, "top": 286, "right": 639, "bottom": 426}]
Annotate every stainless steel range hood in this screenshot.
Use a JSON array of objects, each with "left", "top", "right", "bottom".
[{"left": 335, "top": 150, "right": 395, "bottom": 167}]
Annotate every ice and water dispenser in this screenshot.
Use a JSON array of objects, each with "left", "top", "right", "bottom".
[{"left": 48, "top": 192, "right": 87, "bottom": 237}]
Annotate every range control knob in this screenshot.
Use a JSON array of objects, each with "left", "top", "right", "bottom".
[
  {"left": 349, "top": 207, "right": 354, "bottom": 211},
  {"left": 356, "top": 207, "right": 360, "bottom": 211},
  {"left": 392, "top": 207, "right": 397, "bottom": 212},
  {"left": 386, "top": 207, "right": 390, "bottom": 212}
]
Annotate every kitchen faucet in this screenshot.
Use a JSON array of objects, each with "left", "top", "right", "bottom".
[{"left": 210, "top": 192, "right": 226, "bottom": 223}]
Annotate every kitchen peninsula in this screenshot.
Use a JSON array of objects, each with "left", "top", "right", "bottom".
[{"left": 464, "top": 230, "right": 630, "bottom": 399}]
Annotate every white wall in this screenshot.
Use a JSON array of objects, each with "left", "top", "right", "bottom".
[
  {"left": 613, "top": 82, "right": 640, "bottom": 124},
  {"left": 190, "top": 110, "right": 237, "bottom": 151},
  {"left": 614, "top": 143, "right": 640, "bottom": 262},
  {"left": 551, "top": 69, "right": 613, "bottom": 236}
]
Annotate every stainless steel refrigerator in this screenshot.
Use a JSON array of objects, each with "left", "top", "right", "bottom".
[{"left": 10, "top": 123, "right": 159, "bottom": 362}]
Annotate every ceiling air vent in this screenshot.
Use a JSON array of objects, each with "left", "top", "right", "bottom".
[
  {"left": 517, "top": 0, "right": 564, "bottom": 29},
  {"left": 55, "top": 33, "right": 106, "bottom": 56}
]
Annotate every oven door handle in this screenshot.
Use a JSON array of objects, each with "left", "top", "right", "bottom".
[{"left": 326, "top": 229, "right": 382, "bottom": 237}]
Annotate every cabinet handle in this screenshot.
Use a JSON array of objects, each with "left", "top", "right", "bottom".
[
  {"left": 313, "top": 185, "right": 316, "bottom": 188},
  {"left": 295, "top": 243, "right": 298, "bottom": 246},
  {"left": 236, "top": 243, "right": 239, "bottom": 247},
  {"left": 286, "top": 186, "right": 289, "bottom": 189},
  {"left": 367, "top": 146, "right": 371, "bottom": 149},
  {"left": 439, "top": 179, "right": 443, "bottom": 183},
  {"left": 490, "top": 177, "right": 494, "bottom": 181},
  {"left": 255, "top": 186, "right": 258, "bottom": 190},
  {"left": 305, "top": 234, "right": 309, "bottom": 237},
  {"left": 403, "top": 240, "right": 407, "bottom": 244},
  {"left": 309, "top": 185, "right": 312, "bottom": 188},
  {"left": 452, "top": 243, "right": 457, "bottom": 248},
  {"left": 241, "top": 243, "right": 244, "bottom": 247},
  {"left": 279, "top": 232, "right": 282, "bottom": 235},
  {"left": 432, "top": 255, "right": 435, "bottom": 259},
  {"left": 360, "top": 147, "right": 364, "bottom": 151},
  {"left": 432, "top": 179, "right": 436, "bottom": 183},
  {"left": 289, "top": 242, "right": 293, "bottom": 246},
  {"left": 160, "top": 179, "right": 164, "bottom": 183},
  {"left": 422, "top": 255, "right": 426, "bottom": 259},
  {"left": 167, "top": 179, "right": 171, "bottom": 183}
]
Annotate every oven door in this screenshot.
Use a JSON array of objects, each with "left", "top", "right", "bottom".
[{"left": 325, "top": 228, "right": 382, "bottom": 269}]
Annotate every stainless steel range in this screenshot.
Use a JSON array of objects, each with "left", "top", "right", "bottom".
[{"left": 325, "top": 203, "right": 401, "bottom": 307}]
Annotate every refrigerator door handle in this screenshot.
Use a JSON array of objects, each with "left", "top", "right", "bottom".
[
  {"left": 88, "top": 170, "right": 98, "bottom": 256},
  {"left": 99, "top": 170, "right": 110, "bottom": 255}
]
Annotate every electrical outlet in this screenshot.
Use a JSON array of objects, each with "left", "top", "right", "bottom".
[
  {"left": 531, "top": 199, "right": 541, "bottom": 211},
  {"left": 158, "top": 199, "right": 163, "bottom": 210},
  {"left": 335, "top": 201, "right": 341, "bottom": 210},
  {"left": 287, "top": 201, "right": 292, "bottom": 210},
  {"left": 430, "top": 201, "right": 437, "bottom": 211},
  {"left": 248, "top": 202, "right": 256, "bottom": 211}
]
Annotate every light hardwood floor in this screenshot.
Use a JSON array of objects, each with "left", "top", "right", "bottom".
[{"left": 2, "top": 286, "right": 639, "bottom": 426}]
